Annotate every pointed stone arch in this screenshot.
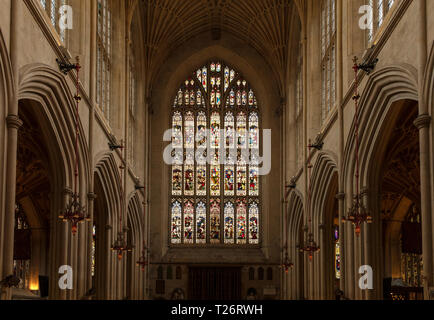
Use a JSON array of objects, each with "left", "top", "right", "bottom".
[
  {"left": 126, "top": 192, "right": 145, "bottom": 300},
  {"left": 18, "top": 63, "right": 91, "bottom": 192},
  {"left": 310, "top": 152, "right": 339, "bottom": 299},
  {"left": 286, "top": 190, "right": 304, "bottom": 300},
  {"left": 93, "top": 153, "right": 123, "bottom": 299},
  {"left": 342, "top": 64, "right": 419, "bottom": 300},
  {"left": 16, "top": 63, "right": 94, "bottom": 299}
]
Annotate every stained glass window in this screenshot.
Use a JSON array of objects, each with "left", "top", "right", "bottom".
[
  {"left": 367, "top": 0, "right": 396, "bottom": 43},
  {"left": 170, "top": 62, "right": 260, "bottom": 245},
  {"left": 97, "top": 0, "right": 112, "bottom": 121},
  {"left": 295, "top": 42, "right": 303, "bottom": 168},
  {"left": 128, "top": 50, "right": 136, "bottom": 167},
  {"left": 334, "top": 226, "right": 341, "bottom": 279},
  {"left": 321, "top": 0, "right": 336, "bottom": 123},
  {"left": 92, "top": 224, "right": 96, "bottom": 277},
  {"left": 13, "top": 204, "right": 31, "bottom": 290}
]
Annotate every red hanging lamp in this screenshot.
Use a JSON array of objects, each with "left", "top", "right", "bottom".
[
  {"left": 58, "top": 57, "right": 89, "bottom": 235},
  {"left": 136, "top": 247, "right": 148, "bottom": 271},
  {"left": 137, "top": 196, "right": 148, "bottom": 271},
  {"left": 111, "top": 189, "right": 133, "bottom": 260},
  {"left": 299, "top": 144, "right": 320, "bottom": 261},
  {"left": 111, "top": 143, "right": 133, "bottom": 260},
  {"left": 342, "top": 57, "right": 373, "bottom": 236},
  {"left": 282, "top": 249, "right": 294, "bottom": 273},
  {"left": 282, "top": 186, "right": 294, "bottom": 273}
]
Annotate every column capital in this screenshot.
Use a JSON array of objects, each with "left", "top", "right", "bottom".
[
  {"left": 335, "top": 192, "right": 345, "bottom": 200},
  {"left": 87, "top": 192, "right": 97, "bottom": 200},
  {"left": 414, "top": 114, "right": 431, "bottom": 129},
  {"left": 63, "top": 188, "right": 73, "bottom": 196},
  {"left": 6, "top": 114, "right": 23, "bottom": 129}
]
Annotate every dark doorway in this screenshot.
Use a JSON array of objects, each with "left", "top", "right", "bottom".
[{"left": 188, "top": 267, "right": 241, "bottom": 300}]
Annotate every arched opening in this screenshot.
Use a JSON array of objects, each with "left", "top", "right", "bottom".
[
  {"left": 378, "top": 100, "right": 423, "bottom": 300},
  {"left": 322, "top": 172, "right": 340, "bottom": 299},
  {"left": 126, "top": 217, "right": 133, "bottom": 300},
  {"left": 297, "top": 219, "right": 305, "bottom": 300},
  {"left": 14, "top": 100, "right": 54, "bottom": 299},
  {"left": 93, "top": 171, "right": 110, "bottom": 300}
]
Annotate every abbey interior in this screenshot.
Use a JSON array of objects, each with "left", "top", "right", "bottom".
[{"left": 0, "top": 0, "right": 434, "bottom": 301}]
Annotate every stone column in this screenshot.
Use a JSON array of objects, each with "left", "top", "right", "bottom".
[
  {"left": 336, "top": 192, "right": 345, "bottom": 296},
  {"left": 319, "top": 224, "right": 326, "bottom": 299},
  {"left": 1, "top": 115, "right": 23, "bottom": 300},
  {"left": 414, "top": 115, "right": 433, "bottom": 299}
]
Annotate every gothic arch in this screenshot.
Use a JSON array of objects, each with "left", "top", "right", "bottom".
[
  {"left": 342, "top": 64, "right": 419, "bottom": 300},
  {"left": 0, "top": 27, "right": 14, "bottom": 111},
  {"left": 311, "top": 152, "right": 338, "bottom": 226},
  {"left": 93, "top": 153, "right": 123, "bottom": 299},
  {"left": 423, "top": 42, "right": 434, "bottom": 216},
  {"left": 18, "top": 63, "right": 91, "bottom": 193},
  {"left": 16, "top": 63, "right": 96, "bottom": 298},
  {"left": 343, "top": 64, "right": 418, "bottom": 194},
  {"left": 94, "top": 153, "right": 122, "bottom": 231},
  {"left": 423, "top": 42, "right": 434, "bottom": 117},
  {"left": 286, "top": 190, "right": 304, "bottom": 300},
  {"left": 310, "top": 152, "right": 339, "bottom": 299},
  {"left": 126, "top": 193, "right": 145, "bottom": 300}
]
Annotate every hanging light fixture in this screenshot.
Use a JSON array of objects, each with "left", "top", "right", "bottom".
[
  {"left": 111, "top": 141, "right": 133, "bottom": 260},
  {"left": 136, "top": 247, "right": 148, "bottom": 271},
  {"left": 58, "top": 57, "right": 89, "bottom": 234},
  {"left": 111, "top": 231, "right": 132, "bottom": 261},
  {"left": 299, "top": 144, "right": 320, "bottom": 261},
  {"left": 282, "top": 186, "right": 294, "bottom": 273},
  {"left": 282, "top": 249, "right": 294, "bottom": 273},
  {"left": 137, "top": 196, "right": 148, "bottom": 271},
  {"left": 342, "top": 57, "right": 373, "bottom": 236}
]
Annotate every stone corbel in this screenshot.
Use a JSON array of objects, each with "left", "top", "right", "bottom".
[
  {"left": 414, "top": 114, "right": 431, "bottom": 130},
  {"left": 6, "top": 114, "right": 23, "bottom": 130},
  {"left": 335, "top": 192, "right": 345, "bottom": 201},
  {"left": 87, "top": 192, "right": 97, "bottom": 201}
]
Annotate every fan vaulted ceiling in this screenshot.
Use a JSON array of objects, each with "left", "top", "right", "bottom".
[{"left": 136, "top": 0, "right": 303, "bottom": 95}]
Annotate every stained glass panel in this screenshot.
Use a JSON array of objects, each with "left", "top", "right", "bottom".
[
  {"left": 249, "top": 112, "right": 259, "bottom": 149},
  {"left": 237, "top": 112, "right": 247, "bottom": 149},
  {"left": 210, "top": 199, "right": 221, "bottom": 243},
  {"left": 196, "top": 166, "right": 206, "bottom": 196},
  {"left": 224, "top": 202, "right": 235, "bottom": 244},
  {"left": 184, "top": 112, "right": 195, "bottom": 149},
  {"left": 249, "top": 167, "right": 259, "bottom": 196},
  {"left": 249, "top": 202, "right": 259, "bottom": 244},
  {"left": 184, "top": 166, "right": 194, "bottom": 196},
  {"left": 237, "top": 166, "right": 247, "bottom": 196},
  {"left": 184, "top": 200, "right": 194, "bottom": 244},
  {"left": 211, "top": 112, "right": 221, "bottom": 148},
  {"left": 171, "top": 201, "right": 182, "bottom": 244},
  {"left": 224, "top": 166, "right": 235, "bottom": 196},
  {"left": 225, "top": 112, "right": 235, "bottom": 149},
  {"left": 172, "top": 166, "right": 182, "bottom": 196},
  {"left": 196, "top": 201, "right": 206, "bottom": 244},
  {"left": 236, "top": 199, "right": 247, "bottom": 244},
  {"left": 210, "top": 165, "right": 220, "bottom": 196}
]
